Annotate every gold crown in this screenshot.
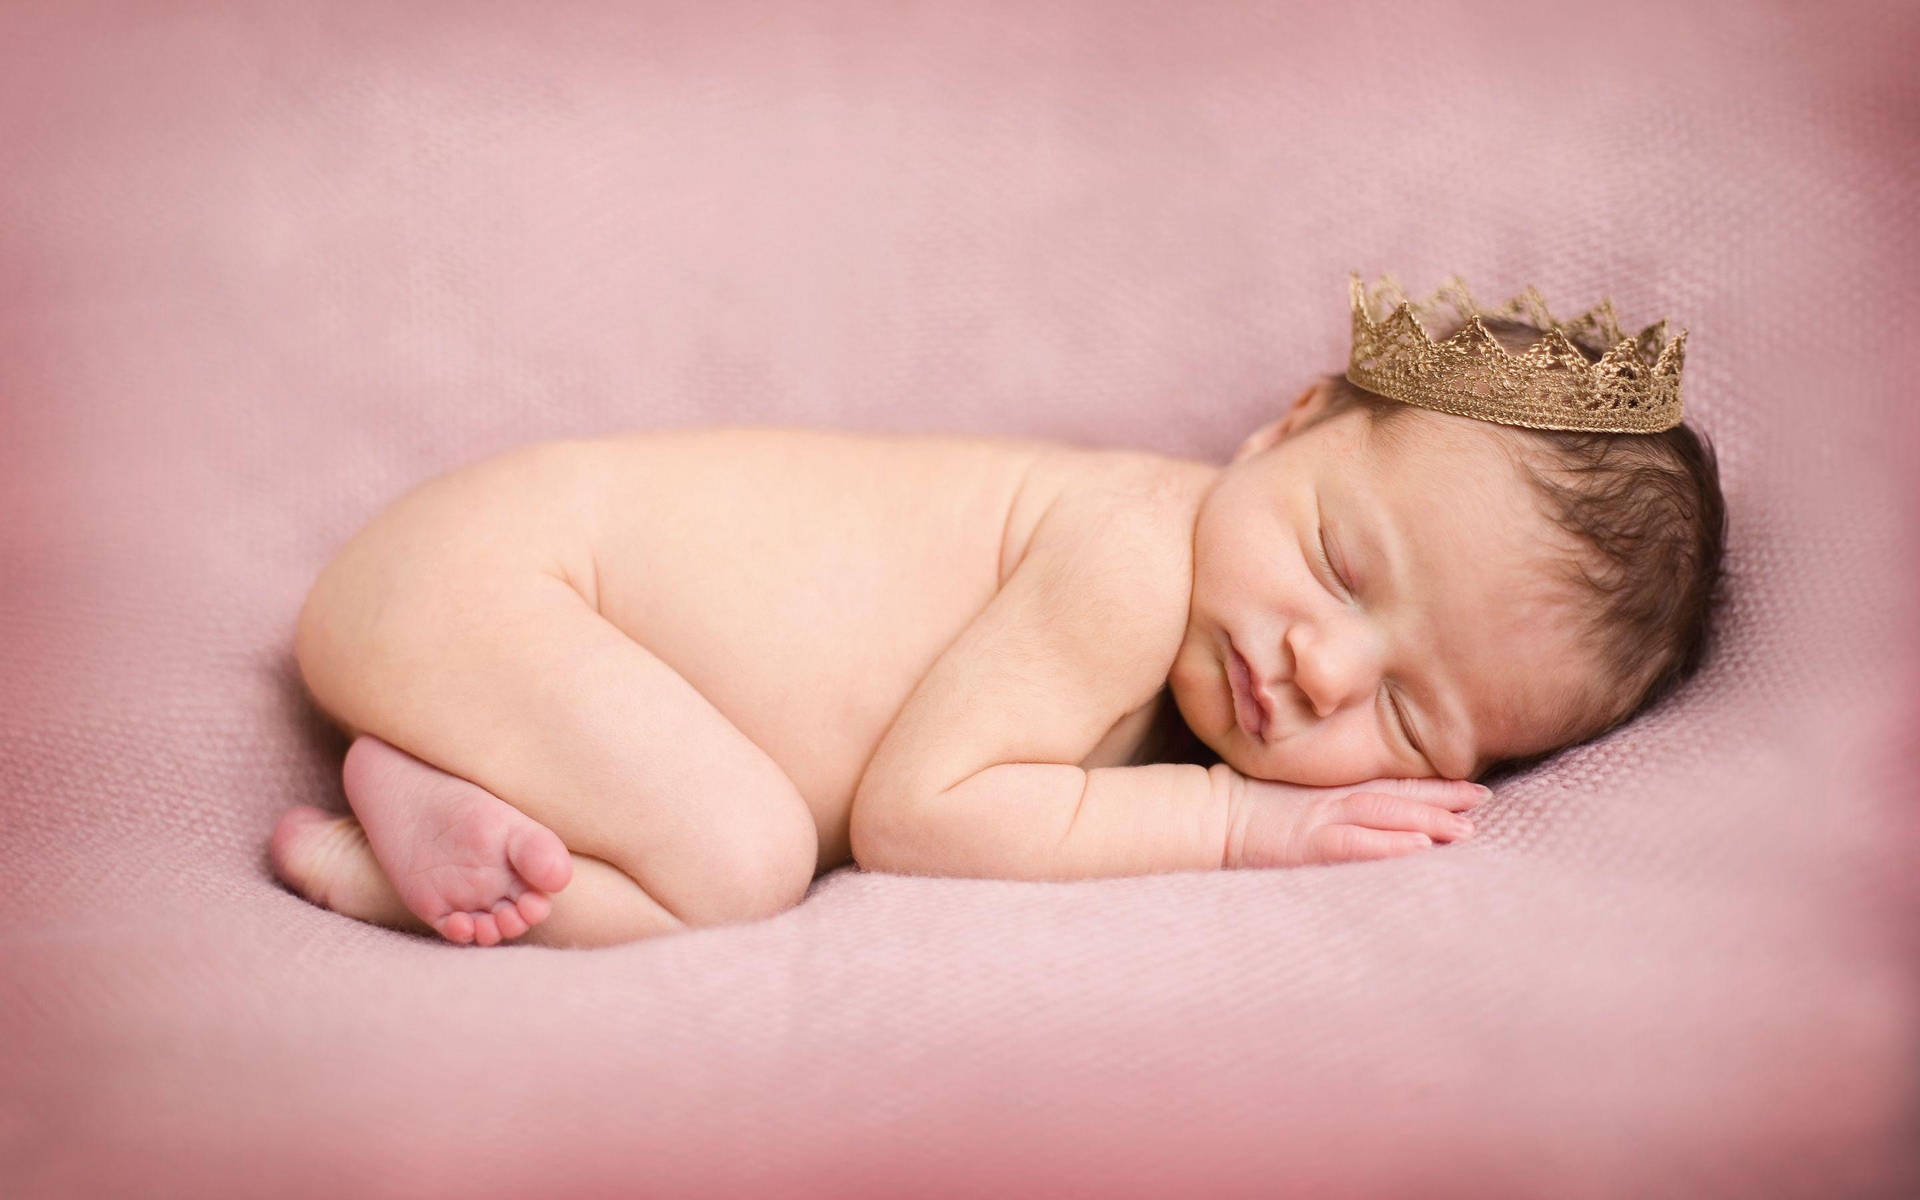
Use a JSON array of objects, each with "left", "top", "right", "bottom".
[{"left": 1345, "top": 271, "right": 1687, "bottom": 433}]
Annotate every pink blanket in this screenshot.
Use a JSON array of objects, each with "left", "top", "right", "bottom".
[{"left": 4, "top": 2, "right": 1915, "bottom": 1195}]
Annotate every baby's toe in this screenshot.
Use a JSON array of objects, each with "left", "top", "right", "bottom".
[
  {"left": 438, "top": 911, "right": 476, "bottom": 944},
  {"left": 470, "top": 911, "right": 502, "bottom": 947},
  {"left": 514, "top": 891, "right": 552, "bottom": 928},
  {"left": 491, "top": 899, "right": 529, "bottom": 940},
  {"left": 507, "top": 825, "right": 573, "bottom": 894}
]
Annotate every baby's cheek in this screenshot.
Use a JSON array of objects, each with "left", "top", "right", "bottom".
[{"left": 1267, "top": 719, "right": 1397, "bottom": 786}]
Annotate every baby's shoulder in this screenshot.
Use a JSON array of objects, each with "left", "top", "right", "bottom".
[{"left": 998, "top": 446, "right": 1212, "bottom": 615}]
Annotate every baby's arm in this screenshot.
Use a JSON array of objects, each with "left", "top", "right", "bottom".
[{"left": 851, "top": 490, "right": 1232, "bottom": 881}]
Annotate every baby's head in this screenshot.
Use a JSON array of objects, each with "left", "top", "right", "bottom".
[{"left": 1168, "top": 314, "right": 1727, "bottom": 785}]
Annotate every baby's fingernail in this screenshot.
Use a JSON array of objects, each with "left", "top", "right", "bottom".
[{"left": 1450, "top": 816, "right": 1475, "bottom": 838}]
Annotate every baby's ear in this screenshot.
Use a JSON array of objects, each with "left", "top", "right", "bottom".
[
  {"left": 1232, "top": 417, "right": 1288, "bottom": 464},
  {"left": 1233, "top": 382, "right": 1331, "bottom": 463}
]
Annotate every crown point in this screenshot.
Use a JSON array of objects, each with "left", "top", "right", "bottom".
[
  {"left": 1382, "top": 301, "right": 1432, "bottom": 343},
  {"left": 1505, "top": 285, "right": 1557, "bottom": 330},
  {"left": 1653, "top": 328, "right": 1688, "bottom": 376},
  {"left": 1517, "top": 326, "right": 1589, "bottom": 371},
  {"left": 1442, "top": 316, "right": 1505, "bottom": 356},
  {"left": 1434, "top": 276, "right": 1479, "bottom": 324},
  {"left": 1588, "top": 298, "right": 1625, "bottom": 346},
  {"left": 1600, "top": 337, "right": 1649, "bottom": 377}
]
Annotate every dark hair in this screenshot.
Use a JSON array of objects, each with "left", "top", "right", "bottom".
[{"left": 1310, "top": 316, "right": 1729, "bottom": 775}]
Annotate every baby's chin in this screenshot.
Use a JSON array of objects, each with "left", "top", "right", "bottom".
[{"left": 1245, "top": 761, "right": 1399, "bottom": 787}]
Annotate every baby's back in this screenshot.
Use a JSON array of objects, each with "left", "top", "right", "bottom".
[
  {"left": 305, "top": 424, "right": 1188, "bottom": 870},
  {"left": 579, "top": 426, "right": 1190, "bottom": 868}
]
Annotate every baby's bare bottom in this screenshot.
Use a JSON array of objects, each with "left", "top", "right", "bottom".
[{"left": 286, "top": 567, "right": 821, "bottom": 947}]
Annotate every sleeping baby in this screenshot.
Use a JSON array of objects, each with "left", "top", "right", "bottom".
[{"left": 271, "top": 273, "right": 1726, "bottom": 948}]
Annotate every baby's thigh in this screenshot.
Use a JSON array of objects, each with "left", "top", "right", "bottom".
[{"left": 313, "top": 565, "right": 820, "bottom": 927}]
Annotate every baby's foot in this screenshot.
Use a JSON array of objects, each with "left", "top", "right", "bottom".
[
  {"left": 339, "top": 734, "right": 573, "bottom": 946},
  {"left": 270, "top": 805, "right": 435, "bottom": 934}
]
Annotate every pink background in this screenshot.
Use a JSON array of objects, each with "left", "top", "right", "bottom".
[{"left": 3, "top": 1, "right": 1916, "bottom": 1196}]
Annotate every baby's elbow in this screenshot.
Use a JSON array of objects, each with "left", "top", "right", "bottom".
[
  {"left": 848, "top": 793, "right": 899, "bottom": 872},
  {"left": 848, "top": 782, "right": 933, "bottom": 874}
]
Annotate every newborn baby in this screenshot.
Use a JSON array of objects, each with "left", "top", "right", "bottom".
[{"left": 271, "top": 276, "right": 1726, "bottom": 948}]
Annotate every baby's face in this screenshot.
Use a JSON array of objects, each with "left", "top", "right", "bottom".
[{"left": 1168, "top": 384, "right": 1600, "bottom": 785}]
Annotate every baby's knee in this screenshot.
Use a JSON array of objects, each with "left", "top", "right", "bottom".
[
  {"left": 651, "top": 797, "right": 819, "bottom": 928},
  {"left": 713, "top": 807, "right": 820, "bottom": 924}
]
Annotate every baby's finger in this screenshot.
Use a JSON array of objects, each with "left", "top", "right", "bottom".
[
  {"left": 1307, "top": 824, "right": 1434, "bottom": 864},
  {"left": 1350, "top": 776, "right": 1491, "bottom": 812},
  {"left": 1336, "top": 791, "right": 1476, "bottom": 841}
]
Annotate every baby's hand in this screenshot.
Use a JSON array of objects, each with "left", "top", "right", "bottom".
[{"left": 1221, "top": 771, "right": 1489, "bottom": 869}]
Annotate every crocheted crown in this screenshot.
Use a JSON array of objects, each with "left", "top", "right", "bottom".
[{"left": 1345, "top": 271, "right": 1687, "bottom": 434}]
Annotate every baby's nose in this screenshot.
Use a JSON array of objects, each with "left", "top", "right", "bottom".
[{"left": 1290, "top": 625, "right": 1382, "bottom": 716}]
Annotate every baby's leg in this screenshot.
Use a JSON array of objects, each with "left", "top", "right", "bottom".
[
  {"left": 271, "top": 806, "right": 683, "bottom": 948},
  {"left": 290, "top": 568, "right": 820, "bottom": 945}
]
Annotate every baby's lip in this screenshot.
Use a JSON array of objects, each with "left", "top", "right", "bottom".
[
  {"left": 1229, "top": 638, "right": 1279, "bottom": 744},
  {"left": 1249, "top": 660, "right": 1279, "bottom": 742}
]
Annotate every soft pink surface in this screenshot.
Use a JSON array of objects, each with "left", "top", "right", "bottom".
[{"left": 3, "top": 2, "right": 1916, "bottom": 1196}]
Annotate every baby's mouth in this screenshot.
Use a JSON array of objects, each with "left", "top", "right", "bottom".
[{"left": 1225, "top": 639, "right": 1270, "bottom": 742}]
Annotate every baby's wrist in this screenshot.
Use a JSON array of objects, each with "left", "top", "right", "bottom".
[{"left": 1209, "top": 762, "right": 1247, "bottom": 870}]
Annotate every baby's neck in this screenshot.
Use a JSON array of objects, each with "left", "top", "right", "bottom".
[{"left": 1122, "top": 686, "right": 1220, "bottom": 769}]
